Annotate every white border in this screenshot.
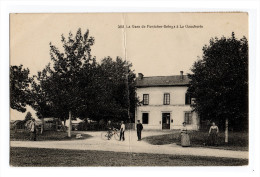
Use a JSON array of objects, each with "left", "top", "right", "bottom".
[{"left": 1, "top": 1, "right": 259, "bottom": 177}]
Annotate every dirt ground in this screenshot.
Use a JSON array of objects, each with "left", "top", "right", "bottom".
[{"left": 10, "top": 130, "right": 249, "bottom": 159}]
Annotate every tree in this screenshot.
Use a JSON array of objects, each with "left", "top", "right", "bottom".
[
  {"left": 30, "top": 28, "right": 138, "bottom": 135},
  {"left": 30, "top": 66, "right": 57, "bottom": 134},
  {"left": 187, "top": 32, "right": 248, "bottom": 140},
  {"left": 88, "top": 57, "right": 136, "bottom": 123},
  {"left": 31, "top": 28, "right": 96, "bottom": 137},
  {"left": 10, "top": 65, "right": 32, "bottom": 112}
]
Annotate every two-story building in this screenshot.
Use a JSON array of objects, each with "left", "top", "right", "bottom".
[{"left": 135, "top": 71, "right": 199, "bottom": 130}]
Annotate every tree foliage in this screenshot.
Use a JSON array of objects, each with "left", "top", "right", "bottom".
[
  {"left": 30, "top": 28, "right": 95, "bottom": 122},
  {"left": 10, "top": 65, "right": 32, "bottom": 112},
  {"left": 187, "top": 32, "right": 248, "bottom": 130},
  {"left": 30, "top": 28, "right": 136, "bottom": 124},
  {"left": 90, "top": 56, "right": 136, "bottom": 122}
]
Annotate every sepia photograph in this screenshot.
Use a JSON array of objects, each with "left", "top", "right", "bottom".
[{"left": 9, "top": 12, "right": 249, "bottom": 167}]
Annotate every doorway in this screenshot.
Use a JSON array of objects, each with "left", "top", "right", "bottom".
[{"left": 162, "top": 113, "right": 170, "bottom": 129}]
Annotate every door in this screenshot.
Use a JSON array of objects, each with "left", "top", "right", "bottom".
[{"left": 162, "top": 113, "right": 170, "bottom": 129}]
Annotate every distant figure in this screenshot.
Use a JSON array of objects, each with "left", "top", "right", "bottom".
[
  {"left": 119, "top": 121, "right": 125, "bottom": 141},
  {"left": 136, "top": 120, "right": 143, "bottom": 141},
  {"left": 106, "top": 120, "right": 113, "bottom": 137},
  {"left": 208, "top": 122, "right": 219, "bottom": 146},
  {"left": 30, "top": 118, "right": 37, "bottom": 141},
  {"left": 181, "top": 122, "right": 190, "bottom": 147}
]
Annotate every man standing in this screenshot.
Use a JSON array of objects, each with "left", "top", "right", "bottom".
[
  {"left": 136, "top": 120, "right": 143, "bottom": 141},
  {"left": 119, "top": 121, "right": 125, "bottom": 141},
  {"left": 30, "top": 118, "right": 37, "bottom": 141}
]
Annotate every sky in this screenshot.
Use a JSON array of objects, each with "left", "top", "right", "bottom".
[{"left": 10, "top": 13, "right": 248, "bottom": 120}]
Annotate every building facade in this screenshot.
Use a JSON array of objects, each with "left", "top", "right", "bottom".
[{"left": 135, "top": 72, "right": 199, "bottom": 130}]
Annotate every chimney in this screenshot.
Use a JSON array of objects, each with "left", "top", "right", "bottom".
[
  {"left": 138, "top": 73, "right": 144, "bottom": 80},
  {"left": 180, "top": 71, "right": 184, "bottom": 80}
]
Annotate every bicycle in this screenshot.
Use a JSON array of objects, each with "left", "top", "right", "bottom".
[{"left": 101, "top": 128, "right": 120, "bottom": 140}]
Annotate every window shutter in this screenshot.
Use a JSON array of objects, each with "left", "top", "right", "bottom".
[{"left": 185, "top": 93, "right": 191, "bottom": 105}]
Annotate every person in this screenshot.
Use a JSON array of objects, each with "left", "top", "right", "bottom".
[
  {"left": 208, "top": 122, "right": 219, "bottom": 146},
  {"left": 119, "top": 121, "right": 125, "bottom": 141},
  {"left": 30, "top": 118, "right": 37, "bottom": 141},
  {"left": 180, "top": 122, "right": 190, "bottom": 147},
  {"left": 106, "top": 120, "right": 113, "bottom": 139},
  {"left": 136, "top": 120, "right": 143, "bottom": 141}
]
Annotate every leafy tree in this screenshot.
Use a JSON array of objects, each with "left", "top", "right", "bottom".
[
  {"left": 48, "top": 28, "right": 96, "bottom": 121},
  {"left": 188, "top": 32, "right": 248, "bottom": 132},
  {"left": 30, "top": 66, "right": 56, "bottom": 119},
  {"left": 88, "top": 57, "right": 136, "bottom": 123},
  {"left": 10, "top": 65, "right": 32, "bottom": 112},
  {"left": 30, "top": 28, "right": 96, "bottom": 135},
  {"left": 30, "top": 28, "right": 137, "bottom": 135}
]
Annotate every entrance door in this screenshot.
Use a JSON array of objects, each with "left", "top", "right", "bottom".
[{"left": 162, "top": 113, "right": 170, "bottom": 129}]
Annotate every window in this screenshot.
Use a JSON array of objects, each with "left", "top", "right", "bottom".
[
  {"left": 142, "top": 113, "right": 149, "bottom": 124},
  {"left": 184, "top": 112, "right": 192, "bottom": 124},
  {"left": 143, "top": 94, "right": 149, "bottom": 105},
  {"left": 185, "top": 93, "right": 191, "bottom": 105},
  {"left": 163, "top": 93, "right": 170, "bottom": 105}
]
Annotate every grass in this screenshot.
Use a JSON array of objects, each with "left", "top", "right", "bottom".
[
  {"left": 10, "top": 130, "right": 92, "bottom": 141},
  {"left": 10, "top": 147, "right": 248, "bottom": 166},
  {"left": 143, "top": 131, "right": 248, "bottom": 151}
]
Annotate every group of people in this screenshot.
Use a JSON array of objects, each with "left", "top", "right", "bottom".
[
  {"left": 106, "top": 120, "right": 220, "bottom": 146},
  {"left": 181, "top": 121, "right": 219, "bottom": 147},
  {"left": 29, "top": 117, "right": 219, "bottom": 146},
  {"left": 107, "top": 120, "right": 143, "bottom": 141}
]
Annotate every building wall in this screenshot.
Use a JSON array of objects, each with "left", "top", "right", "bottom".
[{"left": 135, "top": 86, "right": 199, "bottom": 130}]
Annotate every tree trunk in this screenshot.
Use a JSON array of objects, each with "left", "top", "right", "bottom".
[
  {"left": 41, "top": 118, "right": 44, "bottom": 134},
  {"left": 55, "top": 119, "right": 58, "bottom": 131},
  {"left": 225, "top": 118, "right": 228, "bottom": 143},
  {"left": 68, "top": 111, "right": 72, "bottom": 137}
]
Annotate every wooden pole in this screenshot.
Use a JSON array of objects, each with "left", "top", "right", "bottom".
[
  {"left": 125, "top": 65, "right": 130, "bottom": 121},
  {"left": 68, "top": 111, "right": 72, "bottom": 137},
  {"left": 225, "top": 118, "right": 228, "bottom": 143},
  {"left": 41, "top": 118, "right": 44, "bottom": 134}
]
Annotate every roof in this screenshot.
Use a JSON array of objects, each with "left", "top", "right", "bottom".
[{"left": 135, "top": 75, "right": 190, "bottom": 87}]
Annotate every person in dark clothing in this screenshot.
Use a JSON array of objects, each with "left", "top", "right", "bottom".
[
  {"left": 106, "top": 120, "right": 113, "bottom": 139},
  {"left": 208, "top": 122, "right": 219, "bottom": 146},
  {"left": 136, "top": 120, "right": 143, "bottom": 141}
]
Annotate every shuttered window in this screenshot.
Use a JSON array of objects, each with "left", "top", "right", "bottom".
[
  {"left": 185, "top": 93, "right": 191, "bottom": 105},
  {"left": 143, "top": 94, "right": 149, "bottom": 105},
  {"left": 184, "top": 112, "right": 192, "bottom": 124},
  {"left": 184, "top": 112, "right": 192, "bottom": 125},
  {"left": 163, "top": 93, "right": 170, "bottom": 105}
]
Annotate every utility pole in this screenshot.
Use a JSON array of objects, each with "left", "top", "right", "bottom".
[{"left": 125, "top": 63, "right": 130, "bottom": 122}]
